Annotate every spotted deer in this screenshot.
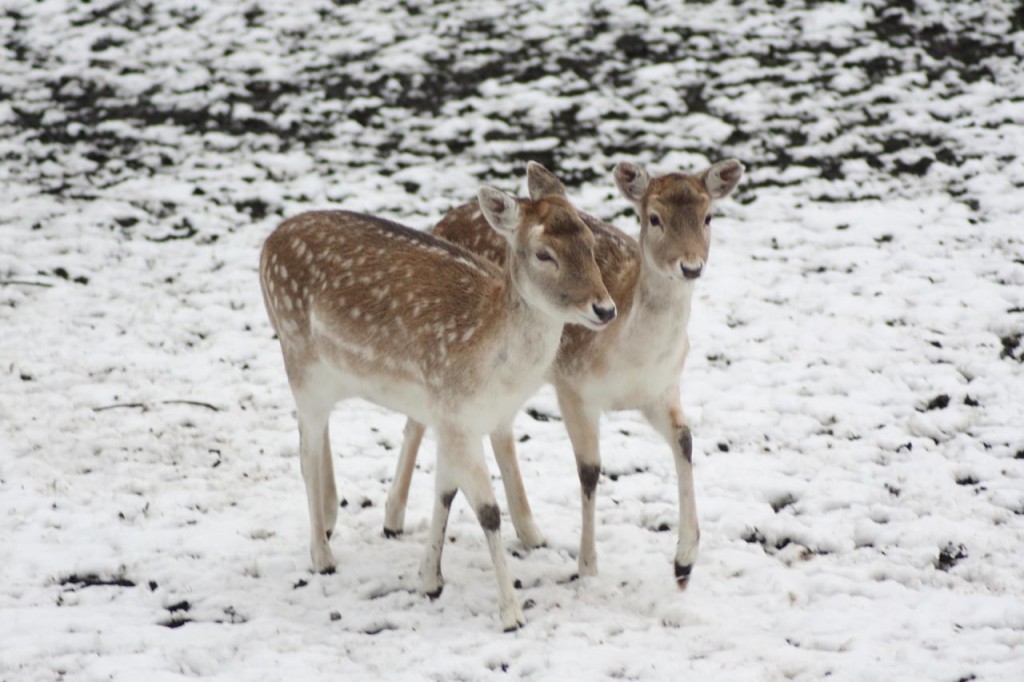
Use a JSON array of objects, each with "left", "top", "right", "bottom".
[
  {"left": 383, "top": 160, "right": 744, "bottom": 588},
  {"left": 259, "top": 163, "right": 615, "bottom": 631}
]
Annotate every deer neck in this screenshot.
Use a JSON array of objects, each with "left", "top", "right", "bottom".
[
  {"left": 498, "top": 264, "right": 565, "bottom": 366},
  {"left": 633, "top": 256, "right": 695, "bottom": 329}
]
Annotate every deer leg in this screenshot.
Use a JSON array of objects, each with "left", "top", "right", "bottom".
[
  {"left": 557, "top": 388, "right": 601, "bottom": 578},
  {"left": 321, "top": 423, "right": 339, "bottom": 539},
  {"left": 434, "top": 426, "right": 525, "bottom": 631},
  {"left": 384, "top": 418, "right": 426, "bottom": 538},
  {"left": 297, "top": 406, "right": 336, "bottom": 574},
  {"left": 642, "top": 399, "right": 700, "bottom": 590},
  {"left": 490, "top": 425, "right": 546, "bottom": 549},
  {"left": 418, "top": 453, "right": 456, "bottom": 600}
]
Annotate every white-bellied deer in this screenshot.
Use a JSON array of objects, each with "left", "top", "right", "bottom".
[
  {"left": 383, "top": 159, "right": 743, "bottom": 588},
  {"left": 259, "top": 163, "right": 615, "bottom": 631}
]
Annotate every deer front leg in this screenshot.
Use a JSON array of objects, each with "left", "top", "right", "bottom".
[
  {"left": 490, "top": 425, "right": 546, "bottom": 549},
  {"left": 298, "top": 409, "right": 336, "bottom": 574},
  {"left": 557, "top": 388, "right": 601, "bottom": 578},
  {"left": 384, "top": 418, "right": 426, "bottom": 538},
  {"left": 642, "top": 399, "right": 700, "bottom": 589},
  {"left": 419, "top": 455, "right": 456, "bottom": 600},
  {"left": 428, "top": 426, "right": 525, "bottom": 632},
  {"left": 321, "top": 424, "right": 339, "bottom": 539}
]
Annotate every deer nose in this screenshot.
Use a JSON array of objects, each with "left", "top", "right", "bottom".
[
  {"left": 680, "top": 262, "right": 703, "bottom": 280},
  {"left": 592, "top": 302, "right": 617, "bottom": 323}
]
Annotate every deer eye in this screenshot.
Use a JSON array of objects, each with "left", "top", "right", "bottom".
[
  {"left": 649, "top": 213, "right": 662, "bottom": 228},
  {"left": 536, "top": 250, "right": 555, "bottom": 263},
  {"left": 704, "top": 214, "right": 712, "bottom": 226}
]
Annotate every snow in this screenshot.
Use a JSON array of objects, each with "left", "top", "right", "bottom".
[{"left": 2, "top": 0, "right": 1023, "bottom": 680}]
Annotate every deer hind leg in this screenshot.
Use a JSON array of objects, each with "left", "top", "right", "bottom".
[
  {"left": 557, "top": 388, "right": 601, "bottom": 578},
  {"left": 490, "top": 424, "right": 546, "bottom": 549},
  {"left": 322, "top": 423, "right": 339, "bottom": 539},
  {"left": 384, "top": 418, "right": 426, "bottom": 538},
  {"left": 424, "top": 426, "right": 525, "bottom": 632},
  {"left": 297, "top": 403, "right": 336, "bottom": 574},
  {"left": 642, "top": 399, "right": 700, "bottom": 590}
]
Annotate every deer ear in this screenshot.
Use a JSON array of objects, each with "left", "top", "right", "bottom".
[
  {"left": 478, "top": 187, "right": 521, "bottom": 242},
  {"left": 613, "top": 162, "right": 651, "bottom": 205},
  {"left": 702, "top": 159, "right": 744, "bottom": 199},
  {"left": 526, "top": 161, "right": 566, "bottom": 200}
]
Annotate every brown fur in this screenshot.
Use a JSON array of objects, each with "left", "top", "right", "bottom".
[{"left": 261, "top": 210, "right": 502, "bottom": 395}]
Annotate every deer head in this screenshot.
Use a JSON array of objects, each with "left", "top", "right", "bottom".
[
  {"left": 478, "top": 162, "right": 616, "bottom": 329},
  {"left": 615, "top": 159, "right": 744, "bottom": 281}
]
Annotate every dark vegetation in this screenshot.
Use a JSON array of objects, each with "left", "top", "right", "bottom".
[{"left": 3, "top": 0, "right": 1017, "bottom": 224}]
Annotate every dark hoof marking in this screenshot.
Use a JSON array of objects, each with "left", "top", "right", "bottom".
[
  {"left": 425, "top": 585, "right": 444, "bottom": 600},
  {"left": 578, "top": 462, "right": 600, "bottom": 499},
  {"left": 674, "top": 561, "right": 692, "bottom": 589},
  {"left": 319, "top": 566, "right": 336, "bottom": 576},
  {"left": 503, "top": 621, "right": 525, "bottom": 633},
  {"left": 678, "top": 428, "right": 693, "bottom": 463},
  {"left": 477, "top": 503, "right": 501, "bottom": 532},
  {"left": 383, "top": 527, "right": 402, "bottom": 539}
]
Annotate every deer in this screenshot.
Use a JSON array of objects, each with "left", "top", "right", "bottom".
[
  {"left": 258, "top": 162, "right": 615, "bottom": 631},
  {"left": 383, "top": 159, "right": 744, "bottom": 589}
]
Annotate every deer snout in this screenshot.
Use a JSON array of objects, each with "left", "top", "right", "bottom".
[
  {"left": 679, "top": 259, "right": 704, "bottom": 280},
  {"left": 576, "top": 296, "right": 617, "bottom": 329},
  {"left": 592, "top": 302, "right": 617, "bottom": 324}
]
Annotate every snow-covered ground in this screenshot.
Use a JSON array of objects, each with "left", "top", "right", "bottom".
[{"left": 2, "top": 0, "right": 1023, "bottom": 679}]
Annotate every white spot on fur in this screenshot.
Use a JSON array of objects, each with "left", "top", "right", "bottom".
[{"left": 279, "top": 318, "right": 299, "bottom": 336}]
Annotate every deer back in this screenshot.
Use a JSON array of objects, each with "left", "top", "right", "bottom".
[{"left": 260, "top": 211, "right": 504, "bottom": 393}]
